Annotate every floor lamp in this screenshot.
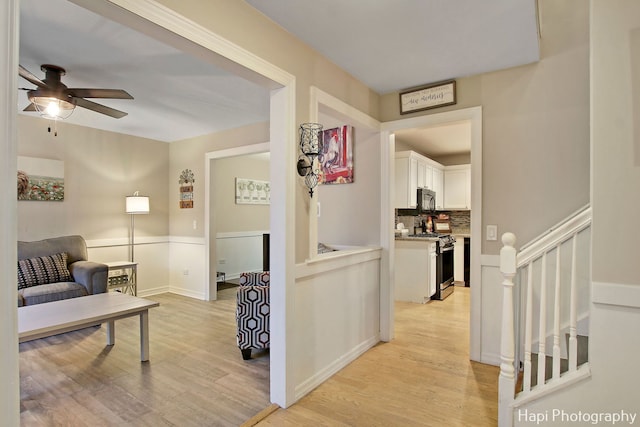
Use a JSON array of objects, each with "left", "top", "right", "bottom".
[{"left": 125, "top": 191, "right": 150, "bottom": 263}]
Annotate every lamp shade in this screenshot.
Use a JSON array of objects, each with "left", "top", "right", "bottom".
[{"left": 126, "top": 194, "right": 150, "bottom": 214}]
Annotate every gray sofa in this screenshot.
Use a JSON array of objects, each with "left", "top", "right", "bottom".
[{"left": 17, "top": 235, "right": 108, "bottom": 306}]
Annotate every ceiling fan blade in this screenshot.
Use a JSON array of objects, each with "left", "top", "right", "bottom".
[
  {"left": 68, "top": 88, "right": 133, "bottom": 99},
  {"left": 73, "top": 97, "right": 128, "bottom": 119},
  {"left": 19, "top": 65, "right": 47, "bottom": 88},
  {"left": 23, "top": 103, "right": 37, "bottom": 112}
]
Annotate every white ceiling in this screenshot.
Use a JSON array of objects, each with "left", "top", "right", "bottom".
[
  {"left": 18, "top": 0, "right": 271, "bottom": 142},
  {"left": 246, "top": 0, "right": 540, "bottom": 94},
  {"left": 395, "top": 121, "right": 472, "bottom": 159},
  {"left": 18, "top": 0, "right": 539, "bottom": 150}
]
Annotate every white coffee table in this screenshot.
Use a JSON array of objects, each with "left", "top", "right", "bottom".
[{"left": 18, "top": 292, "right": 159, "bottom": 361}]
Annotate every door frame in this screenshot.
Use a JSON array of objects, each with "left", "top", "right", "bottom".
[
  {"left": 204, "top": 142, "right": 270, "bottom": 301},
  {"left": 11, "top": 0, "right": 299, "bottom": 409},
  {"left": 381, "top": 106, "right": 483, "bottom": 361}
]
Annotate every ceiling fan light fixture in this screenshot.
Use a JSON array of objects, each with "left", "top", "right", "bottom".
[{"left": 29, "top": 95, "right": 75, "bottom": 120}]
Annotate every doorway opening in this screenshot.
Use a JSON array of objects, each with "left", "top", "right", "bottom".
[
  {"left": 205, "top": 143, "right": 270, "bottom": 301},
  {"left": 383, "top": 106, "right": 483, "bottom": 361}
]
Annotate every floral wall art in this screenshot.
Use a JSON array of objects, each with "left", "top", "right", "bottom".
[
  {"left": 235, "top": 178, "right": 270, "bottom": 205},
  {"left": 179, "top": 169, "right": 195, "bottom": 209},
  {"left": 17, "top": 156, "right": 64, "bottom": 201}
]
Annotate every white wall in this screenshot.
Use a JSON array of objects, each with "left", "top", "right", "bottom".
[
  {"left": 591, "top": 0, "right": 640, "bottom": 285},
  {"left": 293, "top": 248, "right": 381, "bottom": 399},
  {"left": 86, "top": 237, "right": 171, "bottom": 296},
  {"left": 316, "top": 111, "right": 381, "bottom": 248},
  {"left": 480, "top": 256, "right": 502, "bottom": 365},
  {"left": 213, "top": 153, "right": 270, "bottom": 278},
  {"left": 216, "top": 231, "right": 266, "bottom": 279},
  {"left": 213, "top": 153, "right": 270, "bottom": 233},
  {"left": 16, "top": 116, "right": 170, "bottom": 242}
]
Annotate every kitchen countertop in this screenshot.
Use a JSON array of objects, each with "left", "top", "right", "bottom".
[{"left": 395, "top": 234, "right": 441, "bottom": 242}]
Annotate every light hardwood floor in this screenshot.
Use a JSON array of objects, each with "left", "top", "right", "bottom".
[
  {"left": 256, "top": 287, "right": 498, "bottom": 427},
  {"left": 19, "top": 286, "right": 497, "bottom": 426},
  {"left": 19, "top": 287, "right": 270, "bottom": 426}
]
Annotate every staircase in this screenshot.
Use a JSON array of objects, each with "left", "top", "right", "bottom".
[
  {"left": 498, "top": 206, "right": 592, "bottom": 426},
  {"left": 518, "top": 334, "right": 588, "bottom": 389}
]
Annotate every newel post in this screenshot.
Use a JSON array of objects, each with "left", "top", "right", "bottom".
[{"left": 499, "top": 232, "right": 517, "bottom": 427}]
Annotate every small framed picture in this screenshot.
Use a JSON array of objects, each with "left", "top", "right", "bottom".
[{"left": 400, "top": 80, "right": 456, "bottom": 114}]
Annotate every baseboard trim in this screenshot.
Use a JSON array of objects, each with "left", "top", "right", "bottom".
[
  {"left": 294, "top": 334, "right": 379, "bottom": 400},
  {"left": 166, "top": 287, "right": 206, "bottom": 300},
  {"left": 138, "top": 286, "right": 170, "bottom": 297}
]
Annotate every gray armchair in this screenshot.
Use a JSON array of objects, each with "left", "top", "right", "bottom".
[{"left": 17, "top": 235, "right": 108, "bottom": 306}]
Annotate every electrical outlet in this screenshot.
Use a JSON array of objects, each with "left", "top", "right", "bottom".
[
  {"left": 192, "top": 220, "right": 197, "bottom": 230},
  {"left": 218, "top": 258, "right": 226, "bottom": 265}
]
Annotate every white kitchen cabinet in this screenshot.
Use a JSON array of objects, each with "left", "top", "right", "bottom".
[
  {"left": 432, "top": 167, "right": 444, "bottom": 209},
  {"left": 444, "top": 164, "right": 471, "bottom": 210},
  {"left": 395, "top": 154, "right": 419, "bottom": 208},
  {"left": 395, "top": 151, "right": 444, "bottom": 209},
  {"left": 395, "top": 239, "right": 438, "bottom": 303},
  {"left": 417, "top": 161, "right": 426, "bottom": 189}
]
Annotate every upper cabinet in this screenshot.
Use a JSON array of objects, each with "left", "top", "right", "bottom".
[
  {"left": 395, "top": 153, "right": 417, "bottom": 208},
  {"left": 395, "top": 151, "right": 444, "bottom": 209},
  {"left": 396, "top": 152, "right": 471, "bottom": 211},
  {"left": 444, "top": 164, "right": 471, "bottom": 210},
  {"left": 432, "top": 167, "right": 444, "bottom": 210}
]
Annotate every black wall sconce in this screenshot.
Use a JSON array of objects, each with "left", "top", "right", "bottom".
[{"left": 297, "top": 123, "right": 323, "bottom": 197}]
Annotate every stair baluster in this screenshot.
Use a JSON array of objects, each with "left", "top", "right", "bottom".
[
  {"left": 522, "top": 263, "right": 533, "bottom": 392},
  {"left": 568, "top": 234, "right": 578, "bottom": 372},
  {"left": 552, "top": 244, "right": 562, "bottom": 381},
  {"left": 537, "top": 252, "right": 547, "bottom": 388}
]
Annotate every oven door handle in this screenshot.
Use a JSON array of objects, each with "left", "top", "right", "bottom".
[{"left": 440, "top": 245, "right": 454, "bottom": 252}]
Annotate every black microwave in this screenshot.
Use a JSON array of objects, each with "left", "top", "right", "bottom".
[{"left": 417, "top": 188, "right": 436, "bottom": 213}]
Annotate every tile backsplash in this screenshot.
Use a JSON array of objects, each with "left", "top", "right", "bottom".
[
  {"left": 395, "top": 210, "right": 470, "bottom": 234},
  {"left": 446, "top": 211, "right": 470, "bottom": 233}
]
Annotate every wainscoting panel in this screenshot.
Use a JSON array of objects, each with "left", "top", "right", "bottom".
[
  {"left": 481, "top": 255, "right": 502, "bottom": 366},
  {"left": 216, "top": 231, "right": 267, "bottom": 279},
  {"left": 293, "top": 248, "right": 382, "bottom": 400},
  {"left": 87, "top": 236, "right": 170, "bottom": 297},
  {"left": 169, "top": 237, "right": 206, "bottom": 300}
]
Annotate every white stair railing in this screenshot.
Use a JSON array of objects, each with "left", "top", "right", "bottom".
[
  {"left": 498, "top": 233, "right": 516, "bottom": 427},
  {"left": 498, "top": 206, "right": 592, "bottom": 426}
]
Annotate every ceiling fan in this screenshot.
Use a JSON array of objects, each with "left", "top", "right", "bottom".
[{"left": 19, "top": 64, "right": 133, "bottom": 119}]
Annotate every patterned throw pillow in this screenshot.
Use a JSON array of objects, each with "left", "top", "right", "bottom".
[{"left": 17, "top": 252, "right": 72, "bottom": 290}]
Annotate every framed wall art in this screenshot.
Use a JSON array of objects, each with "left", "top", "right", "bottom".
[
  {"left": 319, "top": 125, "right": 353, "bottom": 185},
  {"left": 179, "top": 169, "right": 195, "bottom": 208},
  {"left": 235, "top": 178, "right": 270, "bottom": 205},
  {"left": 399, "top": 80, "right": 456, "bottom": 114},
  {"left": 17, "top": 156, "right": 64, "bottom": 201}
]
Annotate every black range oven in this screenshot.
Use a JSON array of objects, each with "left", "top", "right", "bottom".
[{"left": 434, "top": 234, "right": 455, "bottom": 300}]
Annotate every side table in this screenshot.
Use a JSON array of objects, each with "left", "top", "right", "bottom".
[{"left": 105, "top": 261, "right": 138, "bottom": 296}]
